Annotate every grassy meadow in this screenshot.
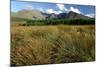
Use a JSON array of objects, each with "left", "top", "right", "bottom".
[{"left": 11, "top": 25, "right": 95, "bottom": 66}]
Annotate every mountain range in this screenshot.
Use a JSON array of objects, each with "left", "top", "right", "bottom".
[{"left": 11, "top": 9, "right": 92, "bottom": 20}]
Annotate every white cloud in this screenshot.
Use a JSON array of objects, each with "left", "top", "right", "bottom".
[
  {"left": 55, "top": 11, "right": 62, "bottom": 14},
  {"left": 38, "top": 8, "right": 45, "bottom": 12},
  {"left": 46, "top": 6, "right": 82, "bottom": 14},
  {"left": 46, "top": 9, "right": 62, "bottom": 14},
  {"left": 69, "top": 6, "right": 81, "bottom": 14},
  {"left": 85, "top": 13, "right": 95, "bottom": 18},
  {"left": 56, "top": 4, "right": 65, "bottom": 10},
  {"left": 46, "top": 9, "right": 54, "bottom": 14},
  {"left": 56, "top": 3, "right": 68, "bottom": 11},
  {"left": 56, "top": 4, "right": 82, "bottom": 14}
]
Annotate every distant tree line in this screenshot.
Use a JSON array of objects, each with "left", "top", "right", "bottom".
[
  {"left": 20, "top": 18, "right": 95, "bottom": 26},
  {"left": 12, "top": 17, "right": 95, "bottom": 26}
]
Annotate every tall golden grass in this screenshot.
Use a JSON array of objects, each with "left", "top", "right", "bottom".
[{"left": 11, "top": 25, "right": 95, "bottom": 66}]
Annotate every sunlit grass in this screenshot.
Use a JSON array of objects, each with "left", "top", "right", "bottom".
[{"left": 11, "top": 25, "right": 95, "bottom": 66}]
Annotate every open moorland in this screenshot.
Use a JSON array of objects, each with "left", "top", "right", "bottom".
[{"left": 11, "top": 25, "right": 95, "bottom": 66}]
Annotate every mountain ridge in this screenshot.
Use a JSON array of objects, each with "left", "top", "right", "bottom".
[{"left": 11, "top": 9, "right": 92, "bottom": 20}]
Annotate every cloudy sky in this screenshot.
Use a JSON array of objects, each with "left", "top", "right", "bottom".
[{"left": 11, "top": 1, "right": 95, "bottom": 18}]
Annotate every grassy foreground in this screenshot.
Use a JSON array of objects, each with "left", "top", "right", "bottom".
[{"left": 11, "top": 25, "right": 95, "bottom": 66}]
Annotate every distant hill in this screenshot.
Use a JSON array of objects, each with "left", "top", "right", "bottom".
[{"left": 11, "top": 9, "right": 45, "bottom": 20}]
